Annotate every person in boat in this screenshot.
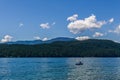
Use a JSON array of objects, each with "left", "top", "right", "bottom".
[{"left": 75, "top": 61, "right": 83, "bottom": 65}]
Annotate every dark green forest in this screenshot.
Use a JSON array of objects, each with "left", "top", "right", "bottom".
[{"left": 0, "top": 39, "right": 120, "bottom": 57}]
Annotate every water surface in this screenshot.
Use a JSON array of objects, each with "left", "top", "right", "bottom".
[{"left": 0, "top": 58, "right": 120, "bottom": 80}]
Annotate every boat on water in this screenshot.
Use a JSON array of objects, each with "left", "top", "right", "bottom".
[{"left": 75, "top": 61, "right": 83, "bottom": 65}]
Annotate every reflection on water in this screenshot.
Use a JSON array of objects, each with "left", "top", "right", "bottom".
[{"left": 0, "top": 58, "right": 120, "bottom": 80}]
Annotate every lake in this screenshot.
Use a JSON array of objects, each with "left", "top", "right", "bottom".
[{"left": 0, "top": 58, "right": 120, "bottom": 80}]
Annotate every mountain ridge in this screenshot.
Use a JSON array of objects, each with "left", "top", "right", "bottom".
[
  {"left": 5, "top": 37, "right": 76, "bottom": 45},
  {"left": 0, "top": 39, "right": 120, "bottom": 57}
]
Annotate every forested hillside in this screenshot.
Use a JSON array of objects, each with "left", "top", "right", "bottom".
[{"left": 0, "top": 39, "right": 120, "bottom": 57}]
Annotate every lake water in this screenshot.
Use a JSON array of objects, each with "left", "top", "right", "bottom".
[{"left": 0, "top": 58, "right": 120, "bottom": 80}]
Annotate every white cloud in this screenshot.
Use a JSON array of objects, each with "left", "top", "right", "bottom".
[
  {"left": 109, "top": 18, "right": 114, "bottom": 23},
  {"left": 42, "top": 37, "right": 48, "bottom": 41},
  {"left": 109, "top": 25, "right": 120, "bottom": 34},
  {"left": 67, "top": 14, "right": 78, "bottom": 21},
  {"left": 114, "top": 40, "right": 120, "bottom": 43},
  {"left": 75, "top": 36, "right": 90, "bottom": 41},
  {"left": 40, "top": 22, "right": 56, "bottom": 29},
  {"left": 93, "top": 32, "right": 104, "bottom": 37},
  {"left": 67, "top": 14, "right": 106, "bottom": 34},
  {"left": 1, "top": 35, "right": 13, "bottom": 43},
  {"left": 19, "top": 23, "right": 24, "bottom": 27},
  {"left": 34, "top": 36, "right": 40, "bottom": 40},
  {"left": 40, "top": 23, "right": 50, "bottom": 29}
]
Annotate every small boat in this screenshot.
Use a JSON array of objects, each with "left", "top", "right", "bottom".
[{"left": 75, "top": 61, "right": 83, "bottom": 65}]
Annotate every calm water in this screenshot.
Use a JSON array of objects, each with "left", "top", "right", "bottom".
[{"left": 0, "top": 58, "right": 120, "bottom": 80}]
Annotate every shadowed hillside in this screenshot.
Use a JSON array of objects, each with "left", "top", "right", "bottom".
[{"left": 0, "top": 39, "right": 120, "bottom": 57}]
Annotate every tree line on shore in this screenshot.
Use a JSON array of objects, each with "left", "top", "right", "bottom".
[{"left": 0, "top": 39, "right": 120, "bottom": 57}]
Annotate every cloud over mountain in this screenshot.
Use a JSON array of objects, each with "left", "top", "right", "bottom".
[
  {"left": 67, "top": 14, "right": 106, "bottom": 34},
  {"left": 42, "top": 37, "right": 48, "bottom": 41},
  {"left": 34, "top": 36, "right": 41, "bottom": 40},
  {"left": 109, "top": 25, "right": 120, "bottom": 34},
  {"left": 76, "top": 36, "right": 90, "bottom": 41},
  {"left": 93, "top": 32, "right": 104, "bottom": 37},
  {"left": 1, "top": 35, "right": 13, "bottom": 43}
]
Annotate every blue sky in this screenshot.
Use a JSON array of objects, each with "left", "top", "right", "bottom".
[{"left": 0, "top": 0, "right": 120, "bottom": 42}]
